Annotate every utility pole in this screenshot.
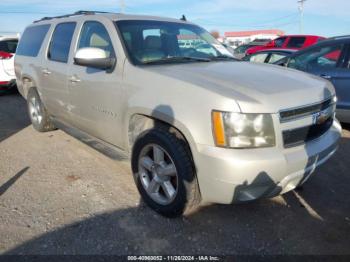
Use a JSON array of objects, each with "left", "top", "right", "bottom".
[
  {"left": 119, "top": 0, "right": 125, "bottom": 13},
  {"left": 298, "top": 0, "right": 307, "bottom": 34}
]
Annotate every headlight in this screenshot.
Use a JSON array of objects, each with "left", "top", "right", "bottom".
[{"left": 212, "top": 111, "right": 275, "bottom": 148}]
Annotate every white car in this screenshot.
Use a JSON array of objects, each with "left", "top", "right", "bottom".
[{"left": 0, "top": 36, "right": 18, "bottom": 93}]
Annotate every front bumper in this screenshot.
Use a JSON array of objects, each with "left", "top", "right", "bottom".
[{"left": 193, "top": 119, "right": 342, "bottom": 204}]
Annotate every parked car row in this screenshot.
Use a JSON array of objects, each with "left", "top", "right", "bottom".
[
  {"left": 14, "top": 11, "right": 342, "bottom": 217},
  {"left": 275, "top": 36, "right": 350, "bottom": 123},
  {"left": 241, "top": 36, "right": 350, "bottom": 123}
]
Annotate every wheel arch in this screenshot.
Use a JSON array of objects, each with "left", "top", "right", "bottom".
[
  {"left": 127, "top": 113, "right": 197, "bottom": 170},
  {"left": 20, "top": 75, "right": 38, "bottom": 99}
]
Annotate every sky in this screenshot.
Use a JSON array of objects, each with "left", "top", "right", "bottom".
[{"left": 0, "top": 0, "right": 349, "bottom": 37}]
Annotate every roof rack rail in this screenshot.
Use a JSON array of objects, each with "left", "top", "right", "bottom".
[{"left": 34, "top": 10, "right": 111, "bottom": 23}]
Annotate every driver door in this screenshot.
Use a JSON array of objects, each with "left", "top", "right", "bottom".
[{"left": 67, "top": 20, "right": 125, "bottom": 148}]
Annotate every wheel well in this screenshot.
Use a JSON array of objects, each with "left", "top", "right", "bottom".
[
  {"left": 22, "top": 77, "right": 36, "bottom": 98},
  {"left": 128, "top": 114, "right": 193, "bottom": 159}
]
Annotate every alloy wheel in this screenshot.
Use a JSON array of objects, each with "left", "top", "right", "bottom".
[{"left": 138, "top": 144, "right": 178, "bottom": 205}]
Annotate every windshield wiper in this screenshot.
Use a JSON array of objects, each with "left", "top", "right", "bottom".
[{"left": 143, "top": 56, "right": 211, "bottom": 64}]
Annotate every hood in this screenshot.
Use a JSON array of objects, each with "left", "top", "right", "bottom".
[{"left": 144, "top": 61, "right": 334, "bottom": 113}]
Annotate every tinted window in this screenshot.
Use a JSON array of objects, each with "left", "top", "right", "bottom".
[
  {"left": 16, "top": 25, "right": 50, "bottom": 57},
  {"left": 288, "top": 45, "right": 343, "bottom": 71},
  {"left": 78, "top": 21, "right": 114, "bottom": 58},
  {"left": 235, "top": 45, "right": 256, "bottom": 54},
  {"left": 274, "top": 37, "right": 287, "bottom": 48},
  {"left": 48, "top": 22, "right": 76, "bottom": 63},
  {"left": 249, "top": 53, "right": 268, "bottom": 63},
  {"left": 287, "top": 37, "right": 306, "bottom": 48},
  {"left": 0, "top": 40, "right": 18, "bottom": 53}
]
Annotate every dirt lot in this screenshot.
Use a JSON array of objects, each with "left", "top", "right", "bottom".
[{"left": 0, "top": 93, "right": 350, "bottom": 255}]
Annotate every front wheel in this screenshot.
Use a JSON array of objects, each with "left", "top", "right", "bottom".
[{"left": 131, "top": 128, "right": 200, "bottom": 217}]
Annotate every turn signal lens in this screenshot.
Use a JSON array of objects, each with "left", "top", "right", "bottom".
[{"left": 212, "top": 111, "right": 226, "bottom": 147}]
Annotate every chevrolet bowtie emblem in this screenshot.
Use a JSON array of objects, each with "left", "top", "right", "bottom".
[{"left": 312, "top": 108, "right": 332, "bottom": 125}]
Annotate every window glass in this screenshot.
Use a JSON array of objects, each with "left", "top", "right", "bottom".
[
  {"left": 48, "top": 22, "right": 76, "bottom": 63},
  {"left": 250, "top": 53, "right": 268, "bottom": 63},
  {"left": 235, "top": 45, "right": 256, "bottom": 54},
  {"left": 274, "top": 37, "right": 287, "bottom": 48},
  {"left": 287, "top": 37, "right": 306, "bottom": 48},
  {"left": 16, "top": 24, "right": 50, "bottom": 57},
  {"left": 0, "top": 40, "right": 18, "bottom": 53},
  {"left": 78, "top": 21, "right": 114, "bottom": 58},
  {"left": 116, "top": 20, "right": 233, "bottom": 65},
  {"left": 268, "top": 53, "right": 287, "bottom": 63},
  {"left": 288, "top": 45, "right": 343, "bottom": 71}
]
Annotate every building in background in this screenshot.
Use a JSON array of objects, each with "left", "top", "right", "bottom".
[{"left": 224, "top": 29, "right": 284, "bottom": 48}]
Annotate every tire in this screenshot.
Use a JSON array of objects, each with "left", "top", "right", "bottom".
[
  {"left": 27, "top": 88, "right": 55, "bottom": 132},
  {"left": 131, "top": 127, "right": 201, "bottom": 218}
]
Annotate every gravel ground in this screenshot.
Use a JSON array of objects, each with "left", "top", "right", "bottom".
[{"left": 0, "top": 93, "right": 349, "bottom": 255}]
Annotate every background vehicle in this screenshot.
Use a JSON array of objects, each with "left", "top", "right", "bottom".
[
  {"left": 15, "top": 11, "right": 341, "bottom": 217},
  {"left": 246, "top": 35, "right": 325, "bottom": 56},
  {"left": 243, "top": 48, "right": 296, "bottom": 64},
  {"left": 233, "top": 41, "right": 268, "bottom": 59},
  {"left": 275, "top": 36, "right": 350, "bottom": 123},
  {"left": 0, "top": 36, "right": 18, "bottom": 93}
]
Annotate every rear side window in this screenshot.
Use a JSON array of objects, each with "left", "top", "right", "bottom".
[
  {"left": 287, "top": 37, "right": 306, "bottom": 48},
  {"left": 0, "top": 40, "right": 18, "bottom": 53},
  {"left": 16, "top": 24, "right": 50, "bottom": 57},
  {"left": 274, "top": 37, "right": 287, "bottom": 48},
  {"left": 288, "top": 45, "right": 343, "bottom": 71},
  {"left": 48, "top": 22, "right": 76, "bottom": 63}
]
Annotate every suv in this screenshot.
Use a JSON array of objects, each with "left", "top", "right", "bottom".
[
  {"left": 15, "top": 11, "right": 341, "bottom": 217},
  {"left": 0, "top": 36, "right": 18, "bottom": 93},
  {"left": 246, "top": 35, "right": 325, "bottom": 56}
]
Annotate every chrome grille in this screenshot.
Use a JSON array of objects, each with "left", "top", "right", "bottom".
[
  {"left": 279, "top": 97, "right": 333, "bottom": 123},
  {"left": 283, "top": 118, "right": 334, "bottom": 148}
]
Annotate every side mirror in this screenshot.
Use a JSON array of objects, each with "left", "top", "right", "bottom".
[{"left": 74, "top": 47, "right": 116, "bottom": 70}]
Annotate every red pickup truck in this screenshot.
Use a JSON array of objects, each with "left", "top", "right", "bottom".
[{"left": 246, "top": 35, "right": 325, "bottom": 56}]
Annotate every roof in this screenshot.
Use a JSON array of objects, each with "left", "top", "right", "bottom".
[
  {"left": 224, "top": 30, "right": 284, "bottom": 38},
  {"left": 33, "top": 10, "right": 192, "bottom": 25}
]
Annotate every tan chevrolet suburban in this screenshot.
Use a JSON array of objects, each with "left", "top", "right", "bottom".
[{"left": 15, "top": 11, "right": 342, "bottom": 217}]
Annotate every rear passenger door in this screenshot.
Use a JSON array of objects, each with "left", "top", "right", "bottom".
[
  {"left": 67, "top": 20, "right": 125, "bottom": 148},
  {"left": 40, "top": 22, "right": 76, "bottom": 122}
]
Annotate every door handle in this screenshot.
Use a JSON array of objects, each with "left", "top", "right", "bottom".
[
  {"left": 42, "top": 69, "right": 51, "bottom": 75},
  {"left": 69, "top": 75, "right": 81, "bottom": 83},
  {"left": 320, "top": 74, "right": 332, "bottom": 80}
]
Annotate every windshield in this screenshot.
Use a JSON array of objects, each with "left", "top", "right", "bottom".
[{"left": 115, "top": 20, "right": 234, "bottom": 65}]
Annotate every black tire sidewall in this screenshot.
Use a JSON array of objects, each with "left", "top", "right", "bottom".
[
  {"left": 27, "top": 88, "right": 47, "bottom": 132},
  {"left": 131, "top": 128, "right": 195, "bottom": 217}
]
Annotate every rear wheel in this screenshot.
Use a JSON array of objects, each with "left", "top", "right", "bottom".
[
  {"left": 27, "top": 88, "right": 55, "bottom": 132},
  {"left": 132, "top": 127, "right": 200, "bottom": 217}
]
